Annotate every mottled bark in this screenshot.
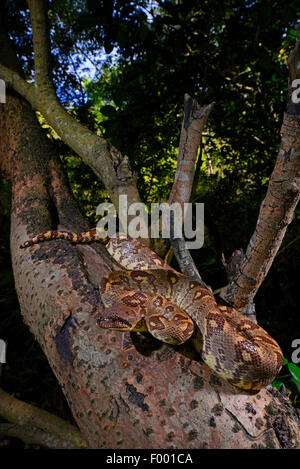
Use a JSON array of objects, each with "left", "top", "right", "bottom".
[
  {"left": 220, "top": 37, "right": 300, "bottom": 313},
  {"left": 1, "top": 90, "right": 299, "bottom": 449},
  {"left": 168, "top": 95, "right": 214, "bottom": 287},
  {"left": 168, "top": 95, "right": 214, "bottom": 208}
]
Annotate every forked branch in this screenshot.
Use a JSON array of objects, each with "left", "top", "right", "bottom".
[
  {"left": 0, "top": 0, "right": 141, "bottom": 213},
  {"left": 168, "top": 95, "right": 214, "bottom": 287},
  {"left": 220, "top": 36, "right": 300, "bottom": 313}
]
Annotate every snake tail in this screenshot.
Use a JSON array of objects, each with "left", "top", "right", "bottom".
[{"left": 20, "top": 228, "right": 109, "bottom": 248}]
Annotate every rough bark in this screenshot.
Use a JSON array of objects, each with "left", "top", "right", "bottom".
[
  {"left": 168, "top": 95, "right": 213, "bottom": 288},
  {"left": 220, "top": 37, "right": 300, "bottom": 313},
  {"left": 168, "top": 95, "right": 214, "bottom": 208},
  {"left": 1, "top": 90, "right": 299, "bottom": 449}
]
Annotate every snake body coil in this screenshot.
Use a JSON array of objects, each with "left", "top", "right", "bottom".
[{"left": 20, "top": 229, "right": 283, "bottom": 392}]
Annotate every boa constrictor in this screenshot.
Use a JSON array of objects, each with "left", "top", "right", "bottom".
[{"left": 20, "top": 228, "right": 283, "bottom": 392}]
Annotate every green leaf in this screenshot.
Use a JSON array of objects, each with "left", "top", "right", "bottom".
[
  {"left": 271, "top": 379, "right": 284, "bottom": 390},
  {"left": 291, "top": 377, "right": 300, "bottom": 394},
  {"left": 200, "top": 257, "right": 216, "bottom": 267},
  {"left": 287, "top": 362, "right": 300, "bottom": 382}
]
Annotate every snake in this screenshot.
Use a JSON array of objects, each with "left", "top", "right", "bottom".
[{"left": 20, "top": 228, "right": 284, "bottom": 392}]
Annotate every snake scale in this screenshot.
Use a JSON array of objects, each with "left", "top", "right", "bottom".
[{"left": 20, "top": 228, "right": 284, "bottom": 392}]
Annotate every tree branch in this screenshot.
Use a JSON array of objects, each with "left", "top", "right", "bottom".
[
  {"left": 0, "top": 387, "right": 87, "bottom": 448},
  {"left": 0, "top": 423, "right": 83, "bottom": 449},
  {"left": 168, "top": 95, "right": 214, "bottom": 208},
  {"left": 170, "top": 210, "right": 212, "bottom": 289},
  {"left": 27, "top": 0, "right": 53, "bottom": 92},
  {"left": 167, "top": 95, "right": 214, "bottom": 286},
  {"left": 0, "top": 65, "right": 37, "bottom": 106},
  {"left": 220, "top": 37, "right": 300, "bottom": 313},
  {"left": 0, "top": 1, "right": 143, "bottom": 216}
]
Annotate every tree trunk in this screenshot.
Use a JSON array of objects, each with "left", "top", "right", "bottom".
[{"left": 1, "top": 90, "right": 299, "bottom": 449}]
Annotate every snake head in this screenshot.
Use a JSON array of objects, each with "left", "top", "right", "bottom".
[{"left": 96, "top": 305, "right": 147, "bottom": 332}]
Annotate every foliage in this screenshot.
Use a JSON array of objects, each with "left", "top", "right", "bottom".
[
  {"left": 81, "top": 0, "right": 300, "bottom": 206},
  {"left": 7, "top": 1, "right": 300, "bottom": 208},
  {"left": 273, "top": 359, "right": 300, "bottom": 407}
]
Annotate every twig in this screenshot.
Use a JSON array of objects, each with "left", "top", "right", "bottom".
[
  {"left": 221, "top": 249, "right": 244, "bottom": 283},
  {"left": 0, "top": 387, "right": 87, "bottom": 448},
  {"left": 0, "top": 423, "right": 82, "bottom": 449}
]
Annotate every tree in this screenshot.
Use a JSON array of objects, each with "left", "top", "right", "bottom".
[{"left": 0, "top": 0, "right": 299, "bottom": 449}]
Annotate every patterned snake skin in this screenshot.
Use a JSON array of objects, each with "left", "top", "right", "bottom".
[{"left": 20, "top": 228, "right": 284, "bottom": 391}]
